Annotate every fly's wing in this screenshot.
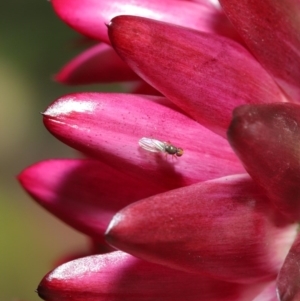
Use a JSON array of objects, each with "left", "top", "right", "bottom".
[{"left": 138, "top": 137, "right": 166, "bottom": 153}]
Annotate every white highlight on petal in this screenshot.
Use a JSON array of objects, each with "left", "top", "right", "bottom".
[
  {"left": 47, "top": 253, "right": 128, "bottom": 280},
  {"left": 106, "top": 212, "right": 125, "bottom": 235},
  {"left": 207, "top": 0, "right": 221, "bottom": 9},
  {"left": 44, "top": 97, "right": 97, "bottom": 117},
  {"left": 48, "top": 257, "right": 99, "bottom": 280},
  {"left": 252, "top": 282, "right": 277, "bottom": 301},
  {"left": 272, "top": 223, "right": 298, "bottom": 267},
  {"left": 47, "top": 251, "right": 137, "bottom": 286},
  {"left": 110, "top": 4, "right": 162, "bottom": 20}
]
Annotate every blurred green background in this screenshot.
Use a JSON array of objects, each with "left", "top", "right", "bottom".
[{"left": 0, "top": 1, "right": 111, "bottom": 300}]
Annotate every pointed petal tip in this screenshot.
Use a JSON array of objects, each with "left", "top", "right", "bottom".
[
  {"left": 37, "top": 251, "right": 271, "bottom": 301},
  {"left": 105, "top": 175, "right": 296, "bottom": 283},
  {"left": 37, "top": 285, "right": 47, "bottom": 301},
  {"left": 53, "top": 72, "right": 65, "bottom": 84},
  {"left": 18, "top": 162, "right": 39, "bottom": 190},
  {"left": 54, "top": 43, "right": 140, "bottom": 85},
  {"left": 105, "top": 212, "right": 124, "bottom": 246},
  {"left": 43, "top": 94, "right": 98, "bottom": 118},
  {"left": 108, "top": 15, "right": 285, "bottom": 136},
  {"left": 41, "top": 92, "right": 245, "bottom": 185}
]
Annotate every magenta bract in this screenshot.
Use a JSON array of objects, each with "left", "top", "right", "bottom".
[
  {"left": 106, "top": 174, "right": 296, "bottom": 283},
  {"left": 228, "top": 103, "right": 300, "bottom": 222},
  {"left": 108, "top": 15, "right": 285, "bottom": 137},
  {"left": 19, "top": 0, "right": 300, "bottom": 300}
]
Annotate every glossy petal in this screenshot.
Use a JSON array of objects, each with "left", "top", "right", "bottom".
[
  {"left": 55, "top": 43, "right": 139, "bottom": 85},
  {"left": 219, "top": 0, "right": 300, "bottom": 102},
  {"left": 227, "top": 103, "right": 300, "bottom": 222},
  {"left": 38, "top": 251, "right": 268, "bottom": 301},
  {"left": 18, "top": 159, "right": 176, "bottom": 239},
  {"left": 277, "top": 233, "right": 300, "bottom": 301},
  {"left": 108, "top": 16, "right": 286, "bottom": 137},
  {"left": 106, "top": 174, "right": 297, "bottom": 283},
  {"left": 43, "top": 93, "right": 245, "bottom": 186},
  {"left": 51, "top": 0, "right": 240, "bottom": 44}
]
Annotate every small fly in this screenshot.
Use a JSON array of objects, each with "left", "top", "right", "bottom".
[{"left": 138, "top": 137, "right": 184, "bottom": 157}]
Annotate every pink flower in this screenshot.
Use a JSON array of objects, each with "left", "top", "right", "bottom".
[{"left": 18, "top": 0, "right": 300, "bottom": 300}]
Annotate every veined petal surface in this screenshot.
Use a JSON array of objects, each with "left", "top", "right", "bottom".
[
  {"left": 220, "top": 0, "right": 300, "bottom": 102},
  {"left": 277, "top": 233, "right": 300, "bottom": 301},
  {"left": 108, "top": 16, "right": 286, "bottom": 137},
  {"left": 19, "top": 159, "right": 175, "bottom": 239},
  {"left": 55, "top": 43, "right": 139, "bottom": 85},
  {"left": 227, "top": 103, "right": 300, "bottom": 221},
  {"left": 38, "top": 251, "right": 269, "bottom": 301},
  {"left": 43, "top": 93, "right": 245, "bottom": 186},
  {"left": 51, "top": 0, "right": 239, "bottom": 44},
  {"left": 106, "top": 174, "right": 297, "bottom": 283}
]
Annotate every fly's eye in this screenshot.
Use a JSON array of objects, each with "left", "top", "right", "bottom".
[{"left": 176, "top": 148, "right": 184, "bottom": 157}]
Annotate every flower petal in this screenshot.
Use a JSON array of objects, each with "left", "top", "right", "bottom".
[
  {"left": 130, "top": 81, "right": 162, "bottom": 96},
  {"left": 53, "top": 239, "right": 113, "bottom": 267},
  {"left": 18, "top": 159, "right": 175, "bottom": 239},
  {"left": 219, "top": 0, "right": 300, "bottom": 102},
  {"left": 108, "top": 16, "right": 286, "bottom": 137},
  {"left": 252, "top": 282, "right": 278, "bottom": 301},
  {"left": 227, "top": 103, "right": 300, "bottom": 222},
  {"left": 106, "top": 174, "right": 297, "bottom": 283},
  {"left": 38, "top": 251, "right": 269, "bottom": 301},
  {"left": 51, "top": 0, "right": 239, "bottom": 44},
  {"left": 277, "top": 233, "right": 300, "bottom": 301},
  {"left": 43, "top": 93, "right": 245, "bottom": 186},
  {"left": 55, "top": 43, "right": 139, "bottom": 85}
]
